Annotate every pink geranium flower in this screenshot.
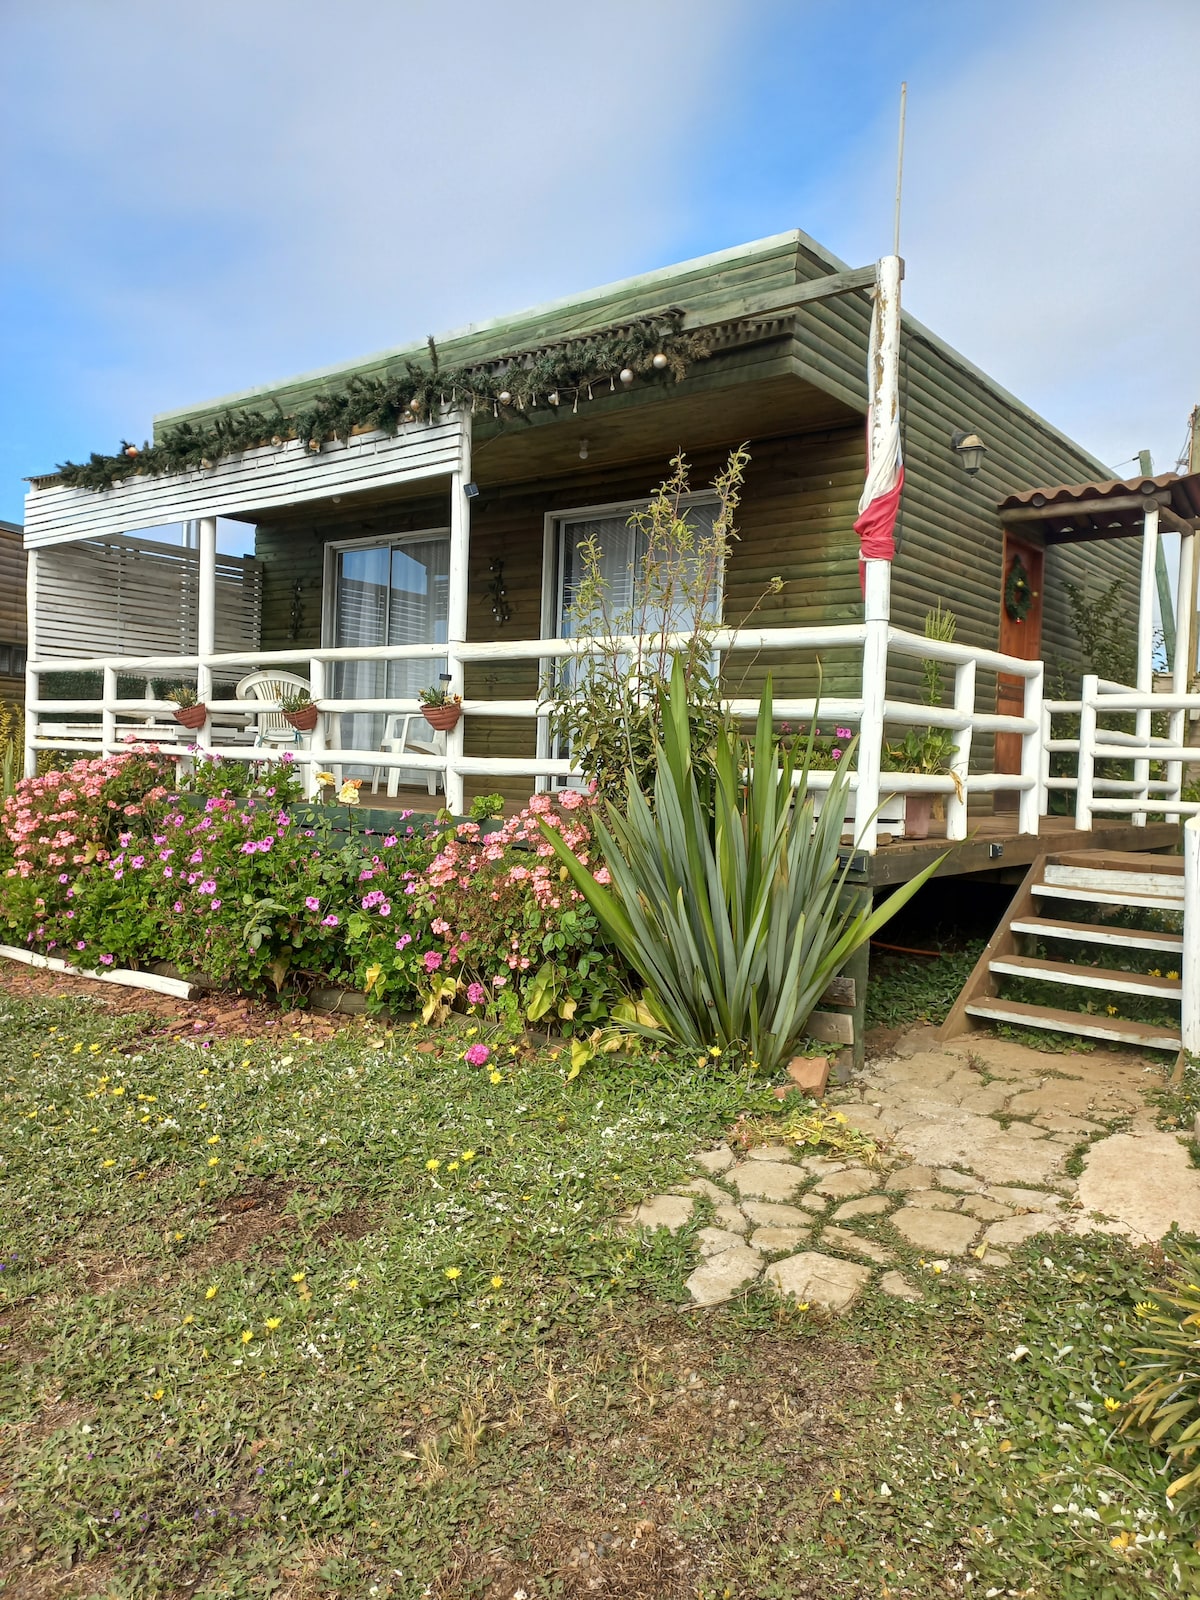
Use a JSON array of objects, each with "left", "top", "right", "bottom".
[
  {"left": 305, "top": 896, "right": 320, "bottom": 911},
  {"left": 423, "top": 951, "right": 443, "bottom": 973},
  {"left": 464, "top": 1043, "right": 491, "bottom": 1067},
  {"left": 466, "top": 982, "right": 487, "bottom": 1005}
]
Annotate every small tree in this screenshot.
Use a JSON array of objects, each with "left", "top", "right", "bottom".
[{"left": 548, "top": 447, "right": 779, "bottom": 801}]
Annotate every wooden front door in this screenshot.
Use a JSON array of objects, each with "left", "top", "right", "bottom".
[{"left": 994, "top": 532, "right": 1045, "bottom": 807}]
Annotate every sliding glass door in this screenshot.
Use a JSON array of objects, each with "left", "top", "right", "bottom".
[{"left": 330, "top": 534, "right": 450, "bottom": 769}]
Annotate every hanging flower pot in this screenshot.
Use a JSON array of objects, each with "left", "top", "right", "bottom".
[
  {"left": 173, "top": 703, "right": 208, "bottom": 731},
  {"left": 284, "top": 704, "right": 320, "bottom": 732},
  {"left": 422, "top": 704, "right": 462, "bottom": 733}
]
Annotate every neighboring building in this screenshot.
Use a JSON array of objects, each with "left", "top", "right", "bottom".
[{"left": 0, "top": 520, "right": 27, "bottom": 702}]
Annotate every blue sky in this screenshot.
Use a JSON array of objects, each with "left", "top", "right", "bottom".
[{"left": 2, "top": 0, "right": 1197, "bottom": 532}]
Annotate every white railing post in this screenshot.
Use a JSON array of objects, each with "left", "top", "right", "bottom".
[
  {"left": 195, "top": 516, "right": 217, "bottom": 756},
  {"left": 946, "top": 657, "right": 974, "bottom": 841},
  {"left": 101, "top": 665, "right": 118, "bottom": 757},
  {"left": 1038, "top": 701, "right": 1053, "bottom": 816},
  {"left": 1183, "top": 816, "right": 1200, "bottom": 1055},
  {"left": 1076, "top": 673, "right": 1098, "bottom": 830},
  {"left": 856, "top": 559, "right": 890, "bottom": 853},
  {"left": 306, "top": 656, "right": 327, "bottom": 798},
  {"left": 1168, "top": 530, "right": 1196, "bottom": 809},
  {"left": 1019, "top": 660, "right": 1043, "bottom": 835},
  {"left": 23, "top": 547, "right": 38, "bottom": 778},
  {"left": 443, "top": 416, "right": 471, "bottom": 815}
]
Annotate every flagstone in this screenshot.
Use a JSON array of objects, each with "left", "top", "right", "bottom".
[{"left": 764, "top": 1251, "right": 871, "bottom": 1314}]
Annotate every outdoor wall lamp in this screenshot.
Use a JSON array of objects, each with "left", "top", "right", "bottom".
[
  {"left": 952, "top": 429, "right": 988, "bottom": 475},
  {"left": 463, "top": 482, "right": 480, "bottom": 498}
]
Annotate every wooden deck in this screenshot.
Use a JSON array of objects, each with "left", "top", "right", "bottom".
[{"left": 855, "top": 813, "right": 1182, "bottom": 888}]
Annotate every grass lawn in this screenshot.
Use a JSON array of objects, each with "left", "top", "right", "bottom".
[{"left": 1, "top": 989, "right": 1197, "bottom": 1600}]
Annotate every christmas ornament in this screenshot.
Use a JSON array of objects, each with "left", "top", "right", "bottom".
[
  {"left": 652, "top": 353, "right": 668, "bottom": 369},
  {"left": 498, "top": 390, "right": 512, "bottom": 405},
  {"left": 619, "top": 368, "right": 634, "bottom": 386}
]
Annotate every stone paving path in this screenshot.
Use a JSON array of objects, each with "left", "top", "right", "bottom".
[{"left": 623, "top": 1027, "right": 1200, "bottom": 1314}]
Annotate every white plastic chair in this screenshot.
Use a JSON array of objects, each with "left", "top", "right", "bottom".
[
  {"left": 372, "top": 713, "right": 444, "bottom": 798},
  {"left": 235, "top": 670, "right": 313, "bottom": 750}
]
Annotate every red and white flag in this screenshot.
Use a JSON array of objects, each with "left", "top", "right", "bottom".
[{"left": 854, "top": 262, "right": 904, "bottom": 570}]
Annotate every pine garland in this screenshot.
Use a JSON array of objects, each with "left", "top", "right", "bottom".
[
  {"left": 1004, "top": 553, "right": 1034, "bottom": 622},
  {"left": 55, "top": 313, "right": 711, "bottom": 493}
]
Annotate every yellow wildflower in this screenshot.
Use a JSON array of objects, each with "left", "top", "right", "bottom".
[
  {"left": 265, "top": 1317, "right": 282, "bottom": 1330},
  {"left": 72, "top": 1043, "right": 83, "bottom": 1054},
  {"left": 182, "top": 1314, "right": 195, "bottom": 1325},
  {"left": 426, "top": 1158, "right": 441, "bottom": 1171},
  {"left": 1168, "top": 971, "right": 1181, "bottom": 981},
  {"left": 461, "top": 1150, "right": 476, "bottom": 1162},
  {"left": 89, "top": 1043, "right": 101, "bottom": 1053},
  {"left": 241, "top": 1330, "right": 253, "bottom": 1344},
  {"left": 447, "top": 1161, "right": 460, "bottom": 1172},
  {"left": 291, "top": 1271, "right": 306, "bottom": 1283},
  {"left": 206, "top": 1286, "right": 218, "bottom": 1299},
  {"left": 102, "top": 1158, "right": 116, "bottom": 1168},
  {"left": 709, "top": 1045, "right": 721, "bottom": 1057},
  {"left": 491, "top": 1274, "right": 504, "bottom": 1289},
  {"left": 832, "top": 1488, "right": 842, "bottom": 1503},
  {"left": 1106, "top": 1005, "right": 1119, "bottom": 1016},
  {"left": 206, "top": 1135, "right": 220, "bottom": 1145},
  {"left": 347, "top": 1279, "right": 359, "bottom": 1290},
  {"left": 152, "top": 1387, "right": 164, "bottom": 1400},
  {"left": 444, "top": 1266, "right": 461, "bottom": 1280},
  {"left": 489, "top": 1070, "right": 502, "bottom": 1085},
  {"left": 207, "top": 1157, "right": 219, "bottom": 1167},
  {"left": 1104, "top": 1396, "right": 1121, "bottom": 1412},
  {"left": 111, "top": 1085, "right": 125, "bottom": 1096}
]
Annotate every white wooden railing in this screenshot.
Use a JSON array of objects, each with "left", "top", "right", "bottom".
[
  {"left": 1041, "top": 683, "right": 1183, "bottom": 821},
  {"left": 1073, "top": 675, "right": 1200, "bottom": 828},
  {"left": 23, "top": 610, "right": 1044, "bottom": 855}
]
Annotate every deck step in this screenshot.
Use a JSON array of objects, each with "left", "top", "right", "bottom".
[
  {"left": 964, "top": 999, "right": 1181, "bottom": 1051},
  {"left": 1033, "top": 882, "right": 1184, "bottom": 912},
  {"left": 1009, "top": 915, "right": 1184, "bottom": 953},
  {"left": 988, "top": 954, "right": 1182, "bottom": 999},
  {"left": 1042, "top": 863, "right": 1185, "bottom": 899}
]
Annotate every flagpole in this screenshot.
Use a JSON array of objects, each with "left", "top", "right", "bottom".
[{"left": 893, "top": 81, "right": 907, "bottom": 257}]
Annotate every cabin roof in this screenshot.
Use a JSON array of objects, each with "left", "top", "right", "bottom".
[
  {"left": 151, "top": 229, "right": 1111, "bottom": 481},
  {"left": 998, "top": 470, "right": 1200, "bottom": 540}
]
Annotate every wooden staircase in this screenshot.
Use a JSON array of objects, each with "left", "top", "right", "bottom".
[{"left": 940, "top": 850, "right": 1186, "bottom": 1053}]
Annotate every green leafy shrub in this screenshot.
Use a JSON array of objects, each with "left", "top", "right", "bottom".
[{"left": 544, "top": 661, "right": 942, "bottom": 1073}]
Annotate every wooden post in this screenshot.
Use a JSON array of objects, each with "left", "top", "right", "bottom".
[
  {"left": 1183, "top": 816, "right": 1200, "bottom": 1055},
  {"left": 101, "top": 665, "right": 118, "bottom": 757},
  {"left": 23, "top": 548, "right": 38, "bottom": 778},
  {"left": 946, "top": 657, "right": 974, "bottom": 840},
  {"left": 856, "top": 559, "right": 890, "bottom": 853},
  {"left": 1134, "top": 504, "right": 1159, "bottom": 825},
  {"left": 1019, "top": 659, "right": 1044, "bottom": 835},
  {"left": 306, "top": 655, "right": 327, "bottom": 798},
  {"left": 1075, "top": 673, "right": 1098, "bottom": 830},
  {"left": 1038, "top": 701, "right": 1053, "bottom": 817},
  {"left": 1141, "top": 448, "right": 1177, "bottom": 668},
  {"left": 195, "top": 516, "right": 217, "bottom": 755},
  {"left": 443, "top": 419, "right": 471, "bottom": 815}
]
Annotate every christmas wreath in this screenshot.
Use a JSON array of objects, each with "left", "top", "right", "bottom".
[{"left": 1004, "top": 553, "right": 1034, "bottom": 622}]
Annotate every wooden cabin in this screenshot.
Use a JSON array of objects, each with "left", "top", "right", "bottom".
[
  {"left": 0, "top": 520, "right": 27, "bottom": 703},
  {"left": 20, "top": 230, "right": 1200, "bottom": 1058}
]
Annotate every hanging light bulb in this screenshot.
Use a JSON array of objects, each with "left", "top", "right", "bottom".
[{"left": 578, "top": 439, "right": 589, "bottom": 461}]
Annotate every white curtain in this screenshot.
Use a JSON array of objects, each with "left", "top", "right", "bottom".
[{"left": 332, "top": 537, "right": 449, "bottom": 774}]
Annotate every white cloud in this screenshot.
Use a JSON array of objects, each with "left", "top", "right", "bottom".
[
  {"left": 2, "top": 0, "right": 737, "bottom": 430},
  {"left": 811, "top": 0, "right": 1200, "bottom": 474}
]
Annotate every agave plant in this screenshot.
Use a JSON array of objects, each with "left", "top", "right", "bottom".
[
  {"left": 543, "top": 659, "right": 943, "bottom": 1073},
  {"left": 1120, "top": 1239, "right": 1200, "bottom": 1500}
]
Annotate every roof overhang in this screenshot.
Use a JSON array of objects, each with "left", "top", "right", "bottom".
[
  {"left": 23, "top": 415, "right": 468, "bottom": 549},
  {"left": 997, "top": 471, "right": 1200, "bottom": 543}
]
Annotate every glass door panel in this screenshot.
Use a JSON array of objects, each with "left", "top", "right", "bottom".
[{"left": 331, "top": 534, "right": 449, "bottom": 774}]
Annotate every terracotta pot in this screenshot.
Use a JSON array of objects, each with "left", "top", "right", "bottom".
[
  {"left": 173, "top": 703, "right": 208, "bottom": 730},
  {"left": 904, "top": 792, "right": 934, "bottom": 840},
  {"left": 422, "top": 704, "right": 462, "bottom": 733},
  {"left": 284, "top": 704, "right": 320, "bottom": 731}
]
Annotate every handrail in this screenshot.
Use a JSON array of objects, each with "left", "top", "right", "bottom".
[{"left": 25, "top": 619, "right": 1051, "bottom": 851}]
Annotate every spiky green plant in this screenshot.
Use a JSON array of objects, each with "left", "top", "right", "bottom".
[
  {"left": 1120, "top": 1238, "right": 1200, "bottom": 1499},
  {"left": 543, "top": 660, "right": 943, "bottom": 1073}
]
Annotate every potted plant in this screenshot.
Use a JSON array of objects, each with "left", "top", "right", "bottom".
[
  {"left": 881, "top": 727, "right": 962, "bottom": 839},
  {"left": 167, "top": 685, "right": 208, "bottom": 730},
  {"left": 778, "top": 723, "right": 906, "bottom": 835},
  {"left": 279, "top": 685, "right": 320, "bottom": 732},
  {"left": 418, "top": 680, "right": 463, "bottom": 733}
]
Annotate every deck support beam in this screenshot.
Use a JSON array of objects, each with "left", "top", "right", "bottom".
[
  {"left": 443, "top": 427, "right": 473, "bottom": 816},
  {"left": 195, "top": 516, "right": 218, "bottom": 755}
]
